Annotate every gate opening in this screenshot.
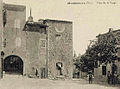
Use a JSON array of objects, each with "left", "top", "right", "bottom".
[{"left": 4, "top": 55, "right": 23, "bottom": 75}]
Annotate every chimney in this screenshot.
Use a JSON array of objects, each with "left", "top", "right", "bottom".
[
  {"left": 38, "top": 19, "right": 44, "bottom": 24},
  {"left": 109, "top": 28, "right": 113, "bottom": 32}
]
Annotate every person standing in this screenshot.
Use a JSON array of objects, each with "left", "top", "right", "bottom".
[
  {"left": 89, "top": 72, "right": 93, "bottom": 84},
  {"left": 35, "top": 69, "right": 38, "bottom": 77},
  {"left": 113, "top": 71, "right": 118, "bottom": 85},
  {"left": 112, "top": 62, "right": 117, "bottom": 75},
  {"left": 107, "top": 71, "right": 111, "bottom": 84}
]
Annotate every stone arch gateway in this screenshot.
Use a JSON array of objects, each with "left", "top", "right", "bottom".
[{"left": 4, "top": 55, "right": 23, "bottom": 74}]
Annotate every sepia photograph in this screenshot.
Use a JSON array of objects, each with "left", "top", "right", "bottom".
[{"left": 0, "top": 0, "right": 119, "bottom": 89}]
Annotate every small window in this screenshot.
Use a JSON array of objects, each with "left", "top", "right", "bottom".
[
  {"left": 40, "top": 40, "right": 46, "bottom": 48},
  {"left": 3, "top": 9, "right": 7, "bottom": 27},
  {"left": 14, "top": 19, "right": 20, "bottom": 29},
  {"left": 56, "top": 34, "right": 61, "bottom": 40}
]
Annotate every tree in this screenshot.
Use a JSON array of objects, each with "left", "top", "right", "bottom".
[
  {"left": 79, "top": 30, "right": 119, "bottom": 72},
  {"left": 96, "top": 31, "right": 118, "bottom": 63}
]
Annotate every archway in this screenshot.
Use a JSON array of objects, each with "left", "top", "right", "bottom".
[{"left": 4, "top": 55, "right": 23, "bottom": 74}]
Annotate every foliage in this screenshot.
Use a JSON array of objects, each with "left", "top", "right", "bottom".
[
  {"left": 95, "top": 31, "right": 118, "bottom": 62},
  {"left": 77, "top": 31, "right": 118, "bottom": 72}
]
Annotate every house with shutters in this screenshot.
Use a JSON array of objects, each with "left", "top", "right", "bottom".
[{"left": 94, "top": 28, "right": 120, "bottom": 82}]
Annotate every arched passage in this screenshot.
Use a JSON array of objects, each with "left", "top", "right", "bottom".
[{"left": 4, "top": 55, "right": 23, "bottom": 74}]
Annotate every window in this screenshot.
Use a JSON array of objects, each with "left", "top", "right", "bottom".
[
  {"left": 14, "top": 19, "right": 20, "bottom": 29},
  {"left": 3, "top": 9, "right": 7, "bottom": 27},
  {"left": 15, "top": 37, "right": 21, "bottom": 47},
  {"left": 40, "top": 40, "right": 46, "bottom": 48},
  {"left": 56, "top": 34, "right": 61, "bottom": 40}
]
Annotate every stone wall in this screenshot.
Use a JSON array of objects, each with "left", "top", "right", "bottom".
[
  {"left": 3, "top": 4, "right": 26, "bottom": 74},
  {"left": 45, "top": 20, "right": 73, "bottom": 79},
  {"left": 94, "top": 65, "right": 107, "bottom": 82},
  {"left": 25, "top": 29, "right": 47, "bottom": 78},
  {"left": 0, "top": 0, "right": 3, "bottom": 77},
  {"left": 94, "top": 61, "right": 120, "bottom": 82}
]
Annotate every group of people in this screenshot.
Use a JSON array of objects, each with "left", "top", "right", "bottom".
[
  {"left": 107, "top": 71, "right": 118, "bottom": 85},
  {"left": 88, "top": 70, "right": 119, "bottom": 85}
]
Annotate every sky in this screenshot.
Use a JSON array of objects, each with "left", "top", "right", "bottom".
[{"left": 3, "top": 0, "right": 120, "bottom": 55}]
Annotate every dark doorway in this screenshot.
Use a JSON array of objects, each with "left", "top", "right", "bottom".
[
  {"left": 112, "top": 63, "right": 117, "bottom": 75},
  {"left": 102, "top": 65, "right": 106, "bottom": 75},
  {"left": 41, "top": 68, "right": 46, "bottom": 79},
  {"left": 56, "top": 62, "right": 63, "bottom": 76},
  {"left": 4, "top": 55, "right": 23, "bottom": 74}
]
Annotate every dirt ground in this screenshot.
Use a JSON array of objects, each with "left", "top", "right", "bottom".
[{"left": 0, "top": 74, "right": 119, "bottom": 89}]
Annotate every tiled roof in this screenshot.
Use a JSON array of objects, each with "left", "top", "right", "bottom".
[
  {"left": 44, "top": 19, "right": 72, "bottom": 23},
  {"left": 112, "top": 29, "right": 120, "bottom": 33},
  {"left": 96, "top": 29, "right": 120, "bottom": 38},
  {"left": 23, "top": 22, "right": 47, "bottom": 32},
  {"left": 26, "top": 22, "right": 47, "bottom": 28}
]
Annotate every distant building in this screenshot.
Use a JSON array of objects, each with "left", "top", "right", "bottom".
[{"left": 0, "top": 0, "right": 73, "bottom": 79}]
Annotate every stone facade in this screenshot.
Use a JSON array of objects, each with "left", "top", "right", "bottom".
[
  {"left": 3, "top": 3, "right": 26, "bottom": 74},
  {"left": 0, "top": 1, "right": 73, "bottom": 79},
  {"left": 45, "top": 20, "right": 73, "bottom": 79},
  {"left": 94, "top": 60, "right": 120, "bottom": 82},
  {"left": 0, "top": 0, "right": 3, "bottom": 77},
  {"left": 24, "top": 23, "right": 47, "bottom": 78}
]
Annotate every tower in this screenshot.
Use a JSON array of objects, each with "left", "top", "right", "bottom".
[{"left": 27, "top": 8, "right": 33, "bottom": 22}]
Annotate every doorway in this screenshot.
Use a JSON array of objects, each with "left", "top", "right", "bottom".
[{"left": 4, "top": 55, "right": 23, "bottom": 74}]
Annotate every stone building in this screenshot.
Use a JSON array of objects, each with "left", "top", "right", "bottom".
[
  {"left": 0, "top": 1, "right": 73, "bottom": 79},
  {"left": 94, "top": 28, "right": 120, "bottom": 82}
]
